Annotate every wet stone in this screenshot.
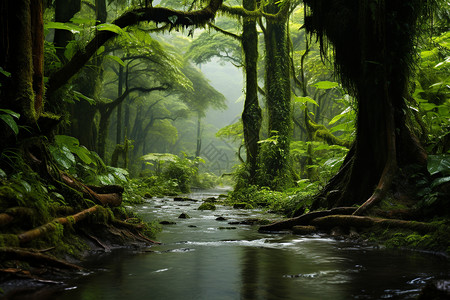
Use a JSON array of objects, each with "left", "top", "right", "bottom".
[
  {"left": 178, "top": 213, "right": 190, "bottom": 219},
  {"left": 216, "top": 216, "right": 227, "bottom": 221},
  {"left": 160, "top": 221, "right": 176, "bottom": 225}
]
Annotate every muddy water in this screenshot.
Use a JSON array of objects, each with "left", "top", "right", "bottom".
[{"left": 51, "top": 189, "right": 448, "bottom": 299}]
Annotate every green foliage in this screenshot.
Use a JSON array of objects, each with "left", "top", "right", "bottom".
[
  {"left": 49, "top": 135, "right": 129, "bottom": 186},
  {"left": 228, "top": 183, "right": 317, "bottom": 216},
  {"left": 290, "top": 140, "right": 348, "bottom": 185},
  {"left": 362, "top": 221, "right": 450, "bottom": 254},
  {"left": 0, "top": 109, "right": 20, "bottom": 135}
]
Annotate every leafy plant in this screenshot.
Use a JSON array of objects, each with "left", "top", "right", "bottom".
[{"left": 0, "top": 109, "right": 20, "bottom": 135}]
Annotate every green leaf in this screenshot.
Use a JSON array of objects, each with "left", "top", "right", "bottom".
[
  {"left": 70, "top": 17, "right": 96, "bottom": 25},
  {"left": 96, "top": 45, "right": 105, "bottom": 55},
  {"left": 313, "top": 81, "right": 339, "bottom": 90},
  {"left": 427, "top": 154, "right": 450, "bottom": 176},
  {"left": 328, "top": 107, "right": 352, "bottom": 125},
  {"left": 0, "top": 114, "right": 19, "bottom": 135},
  {"left": 420, "top": 102, "right": 437, "bottom": 111},
  {"left": 293, "top": 96, "right": 319, "bottom": 106},
  {"left": 0, "top": 109, "right": 20, "bottom": 119},
  {"left": 0, "top": 67, "right": 11, "bottom": 77},
  {"left": 431, "top": 176, "right": 450, "bottom": 188},
  {"left": 73, "top": 91, "right": 95, "bottom": 105},
  {"left": 105, "top": 55, "right": 125, "bottom": 67},
  {"left": 141, "top": 153, "right": 178, "bottom": 162},
  {"left": 45, "top": 22, "right": 80, "bottom": 34},
  {"left": 168, "top": 15, "right": 178, "bottom": 24},
  {"left": 0, "top": 168, "right": 6, "bottom": 178},
  {"left": 96, "top": 23, "right": 125, "bottom": 35}
]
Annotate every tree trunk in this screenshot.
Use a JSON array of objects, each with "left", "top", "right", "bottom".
[
  {"left": 260, "top": 3, "right": 292, "bottom": 189},
  {"left": 54, "top": 0, "right": 81, "bottom": 60},
  {"left": 304, "top": 0, "right": 428, "bottom": 213},
  {"left": 116, "top": 65, "right": 124, "bottom": 144},
  {"left": 241, "top": 0, "right": 262, "bottom": 182},
  {"left": 0, "top": 0, "right": 36, "bottom": 125}
]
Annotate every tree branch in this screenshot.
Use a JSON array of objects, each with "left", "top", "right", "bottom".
[{"left": 47, "top": 0, "right": 224, "bottom": 95}]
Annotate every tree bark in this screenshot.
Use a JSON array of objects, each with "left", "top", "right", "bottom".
[
  {"left": 46, "top": 0, "right": 224, "bottom": 96},
  {"left": 241, "top": 0, "right": 262, "bottom": 182},
  {"left": 259, "top": 2, "right": 292, "bottom": 188},
  {"left": 304, "top": 0, "right": 428, "bottom": 212}
]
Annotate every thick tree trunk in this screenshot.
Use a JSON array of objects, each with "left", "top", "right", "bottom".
[
  {"left": 241, "top": 0, "right": 262, "bottom": 182},
  {"left": 0, "top": 0, "right": 35, "bottom": 125},
  {"left": 304, "top": 0, "right": 428, "bottom": 213},
  {"left": 260, "top": 3, "right": 292, "bottom": 188}
]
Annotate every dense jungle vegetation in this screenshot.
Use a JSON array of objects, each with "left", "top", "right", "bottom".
[{"left": 0, "top": 0, "right": 449, "bottom": 288}]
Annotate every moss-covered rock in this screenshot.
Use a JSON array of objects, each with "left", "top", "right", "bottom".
[{"left": 198, "top": 202, "right": 216, "bottom": 210}]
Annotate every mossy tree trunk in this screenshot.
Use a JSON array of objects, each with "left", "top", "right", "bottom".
[
  {"left": 304, "top": 0, "right": 428, "bottom": 214},
  {"left": 259, "top": 2, "right": 292, "bottom": 189},
  {"left": 0, "top": 0, "right": 44, "bottom": 144},
  {"left": 241, "top": 0, "right": 262, "bottom": 183}
]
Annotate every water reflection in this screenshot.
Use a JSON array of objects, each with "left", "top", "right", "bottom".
[{"left": 38, "top": 192, "right": 449, "bottom": 299}]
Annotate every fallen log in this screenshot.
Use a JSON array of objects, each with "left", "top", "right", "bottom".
[
  {"left": 0, "top": 247, "right": 82, "bottom": 270},
  {"left": 311, "top": 215, "right": 442, "bottom": 234},
  {"left": 259, "top": 207, "right": 356, "bottom": 232}
]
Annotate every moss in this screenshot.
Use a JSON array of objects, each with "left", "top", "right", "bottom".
[
  {"left": 233, "top": 203, "right": 253, "bottom": 209},
  {"left": 198, "top": 202, "right": 216, "bottom": 210},
  {"left": 0, "top": 234, "right": 20, "bottom": 247},
  {"left": 361, "top": 222, "right": 450, "bottom": 254}
]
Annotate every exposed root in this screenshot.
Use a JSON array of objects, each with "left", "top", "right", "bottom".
[
  {"left": 0, "top": 247, "right": 82, "bottom": 270},
  {"left": 311, "top": 215, "right": 441, "bottom": 234},
  {"left": 60, "top": 172, "right": 122, "bottom": 207},
  {"left": 17, "top": 205, "right": 101, "bottom": 244},
  {"left": 0, "top": 207, "right": 35, "bottom": 227},
  {"left": 259, "top": 207, "right": 356, "bottom": 232}
]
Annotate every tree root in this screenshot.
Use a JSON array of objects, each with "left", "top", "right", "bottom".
[
  {"left": 0, "top": 247, "right": 82, "bottom": 270},
  {"left": 0, "top": 207, "right": 35, "bottom": 227},
  {"left": 258, "top": 207, "right": 356, "bottom": 232},
  {"left": 311, "top": 215, "right": 440, "bottom": 234},
  {"left": 260, "top": 208, "right": 444, "bottom": 235},
  {"left": 60, "top": 172, "right": 122, "bottom": 207},
  {"left": 18, "top": 206, "right": 101, "bottom": 244}
]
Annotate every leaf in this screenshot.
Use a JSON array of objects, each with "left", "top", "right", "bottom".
[
  {"left": 0, "top": 114, "right": 19, "bottom": 135},
  {"left": 105, "top": 55, "right": 125, "bottom": 66},
  {"left": 141, "top": 153, "right": 178, "bottom": 162},
  {"left": 328, "top": 107, "right": 352, "bottom": 125},
  {"left": 73, "top": 91, "right": 95, "bottom": 105},
  {"left": 96, "top": 45, "right": 105, "bottom": 55},
  {"left": 168, "top": 15, "right": 178, "bottom": 24},
  {"left": 431, "top": 176, "right": 450, "bottom": 188},
  {"left": 0, "top": 67, "right": 11, "bottom": 77},
  {"left": 45, "top": 22, "right": 80, "bottom": 34},
  {"left": 0, "top": 168, "right": 6, "bottom": 178},
  {"left": 49, "top": 145, "right": 74, "bottom": 170},
  {"left": 293, "top": 96, "right": 319, "bottom": 106},
  {"left": 427, "top": 154, "right": 450, "bottom": 176},
  {"left": 420, "top": 102, "right": 437, "bottom": 111},
  {"left": 70, "top": 17, "right": 96, "bottom": 25},
  {"left": 96, "top": 23, "right": 125, "bottom": 35},
  {"left": 0, "top": 109, "right": 20, "bottom": 119},
  {"left": 313, "top": 81, "right": 339, "bottom": 90}
]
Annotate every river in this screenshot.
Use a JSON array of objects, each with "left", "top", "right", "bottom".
[{"left": 41, "top": 190, "right": 449, "bottom": 299}]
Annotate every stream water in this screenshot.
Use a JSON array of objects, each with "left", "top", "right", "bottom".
[{"left": 35, "top": 189, "right": 450, "bottom": 299}]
